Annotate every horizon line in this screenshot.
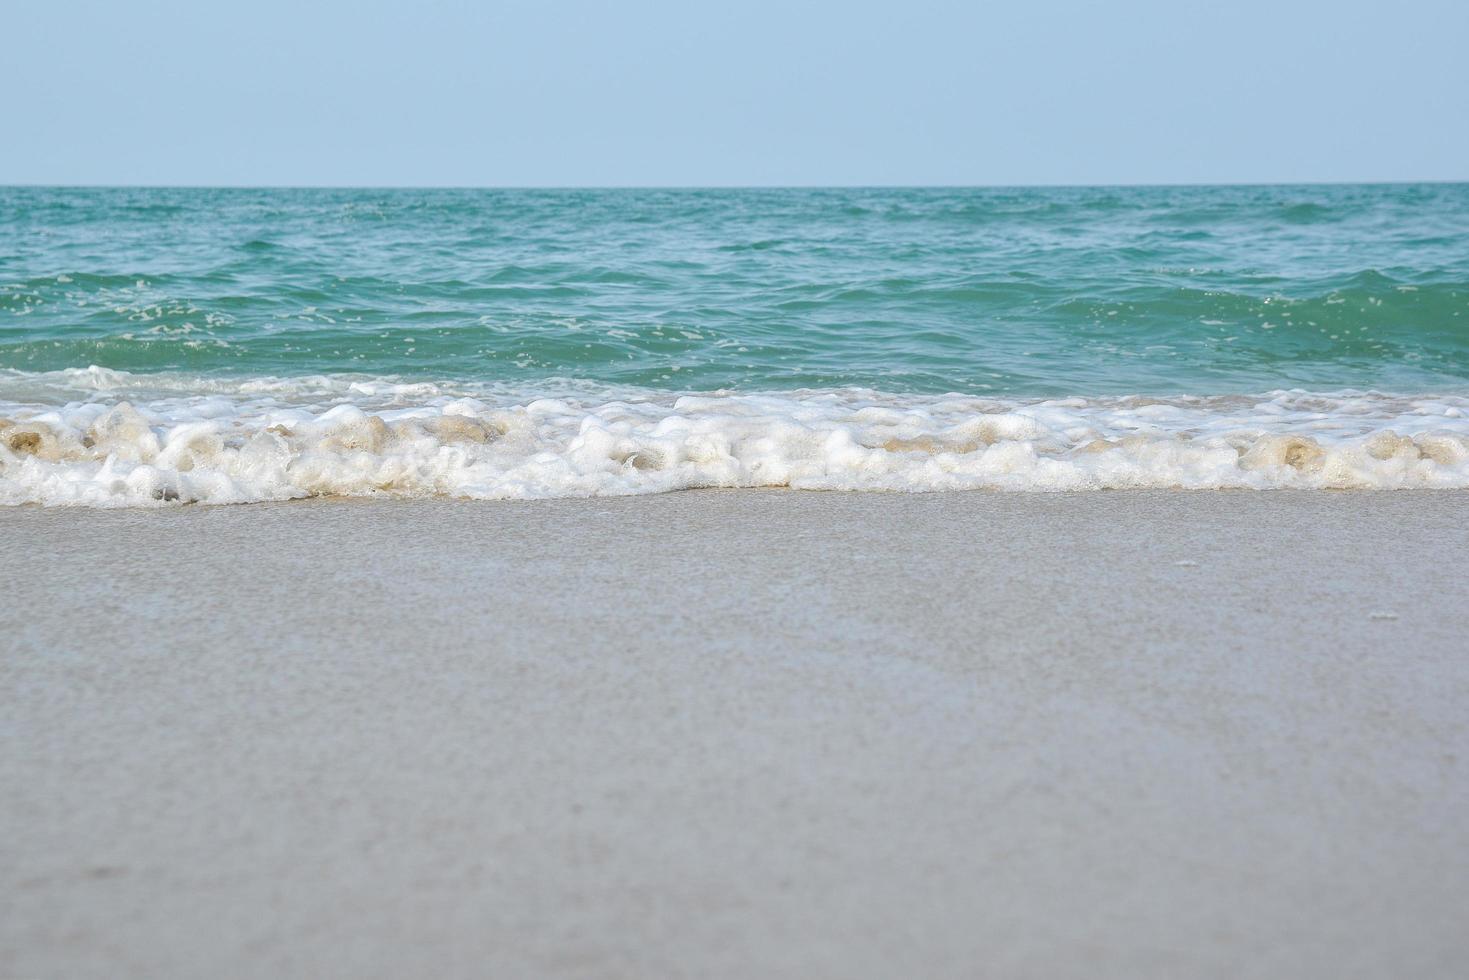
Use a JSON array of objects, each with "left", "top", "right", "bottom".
[{"left": 2, "top": 178, "right": 1466, "bottom": 192}]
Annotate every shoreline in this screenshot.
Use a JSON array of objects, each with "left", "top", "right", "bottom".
[
  {"left": 4, "top": 489, "right": 1469, "bottom": 978},
  {"left": 5, "top": 479, "right": 1469, "bottom": 511},
  {"left": 6, "top": 386, "right": 1469, "bottom": 506}
]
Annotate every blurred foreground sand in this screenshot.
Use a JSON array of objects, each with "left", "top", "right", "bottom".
[{"left": 3, "top": 490, "right": 1468, "bottom": 979}]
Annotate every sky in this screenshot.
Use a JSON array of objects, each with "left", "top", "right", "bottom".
[{"left": 4, "top": 0, "right": 1467, "bottom": 187}]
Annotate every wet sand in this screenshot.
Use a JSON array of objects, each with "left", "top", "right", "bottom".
[{"left": 3, "top": 490, "right": 1468, "bottom": 979}]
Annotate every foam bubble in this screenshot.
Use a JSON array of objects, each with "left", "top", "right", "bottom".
[{"left": 3, "top": 368, "right": 1469, "bottom": 506}]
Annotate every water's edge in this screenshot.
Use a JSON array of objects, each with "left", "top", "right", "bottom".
[{"left": 3, "top": 368, "right": 1467, "bottom": 505}]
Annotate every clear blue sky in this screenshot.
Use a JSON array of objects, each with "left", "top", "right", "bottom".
[{"left": 6, "top": 0, "right": 1466, "bottom": 186}]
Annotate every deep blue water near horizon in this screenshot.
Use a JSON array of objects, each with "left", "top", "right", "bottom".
[{"left": 4, "top": 183, "right": 1468, "bottom": 397}]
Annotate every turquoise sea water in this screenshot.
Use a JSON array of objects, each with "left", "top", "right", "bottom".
[
  {"left": 5, "top": 184, "right": 1468, "bottom": 394},
  {"left": 3, "top": 184, "right": 1469, "bottom": 504}
]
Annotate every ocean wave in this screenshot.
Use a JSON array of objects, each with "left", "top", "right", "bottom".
[
  {"left": 7, "top": 183, "right": 1469, "bottom": 396},
  {"left": 2, "top": 369, "right": 1468, "bottom": 506}
]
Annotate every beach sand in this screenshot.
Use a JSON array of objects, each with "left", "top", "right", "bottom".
[{"left": 3, "top": 490, "right": 1468, "bottom": 978}]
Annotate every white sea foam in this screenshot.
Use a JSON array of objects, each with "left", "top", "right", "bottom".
[{"left": 2, "top": 368, "right": 1468, "bottom": 506}]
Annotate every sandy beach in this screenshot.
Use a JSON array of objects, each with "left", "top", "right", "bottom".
[{"left": 3, "top": 489, "right": 1468, "bottom": 979}]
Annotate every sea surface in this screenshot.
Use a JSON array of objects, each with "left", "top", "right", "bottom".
[{"left": 3, "top": 184, "right": 1468, "bottom": 504}]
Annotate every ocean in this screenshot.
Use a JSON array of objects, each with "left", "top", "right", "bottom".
[{"left": 2, "top": 183, "right": 1467, "bottom": 504}]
